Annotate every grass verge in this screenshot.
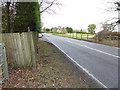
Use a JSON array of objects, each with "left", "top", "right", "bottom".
[{"left": 2, "top": 38, "right": 101, "bottom": 88}]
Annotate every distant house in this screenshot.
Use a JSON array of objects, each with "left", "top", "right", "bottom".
[{"left": 52, "top": 27, "right": 67, "bottom": 33}]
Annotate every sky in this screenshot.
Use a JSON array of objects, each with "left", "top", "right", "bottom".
[{"left": 42, "top": 0, "right": 118, "bottom": 32}]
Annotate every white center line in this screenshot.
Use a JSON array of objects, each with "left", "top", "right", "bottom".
[{"left": 67, "top": 40, "right": 120, "bottom": 59}]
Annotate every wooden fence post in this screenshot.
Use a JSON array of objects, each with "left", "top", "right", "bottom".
[
  {"left": 0, "top": 43, "right": 9, "bottom": 84},
  {"left": 87, "top": 34, "right": 88, "bottom": 40},
  {"left": 81, "top": 34, "right": 82, "bottom": 39},
  {"left": 2, "top": 43, "right": 9, "bottom": 80},
  {"left": 109, "top": 35, "right": 112, "bottom": 41}
]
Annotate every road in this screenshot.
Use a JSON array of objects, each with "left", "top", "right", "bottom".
[{"left": 43, "top": 33, "right": 118, "bottom": 88}]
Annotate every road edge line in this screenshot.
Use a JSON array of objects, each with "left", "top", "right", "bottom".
[{"left": 53, "top": 42, "right": 108, "bottom": 88}]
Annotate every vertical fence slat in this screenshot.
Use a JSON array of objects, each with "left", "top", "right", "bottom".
[
  {"left": 13, "top": 33, "right": 20, "bottom": 66},
  {"left": 18, "top": 33, "right": 25, "bottom": 66},
  {"left": 21, "top": 32, "right": 31, "bottom": 66},
  {"left": 29, "top": 32, "right": 36, "bottom": 66}
]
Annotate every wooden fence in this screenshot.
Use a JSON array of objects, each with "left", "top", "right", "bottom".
[
  {"left": 0, "top": 32, "right": 38, "bottom": 67},
  {"left": 0, "top": 43, "right": 9, "bottom": 84},
  {"left": 53, "top": 33, "right": 95, "bottom": 40},
  {"left": 53, "top": 33, "right": 119, "bottom": 47}
]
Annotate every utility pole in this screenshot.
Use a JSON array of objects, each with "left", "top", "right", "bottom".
[
  {"left": 118, "top": 3, "right": 120, "bottom": 32},
  {"left": 118, "top": 10, "right": 120, "bottom": 32},
  {"left": 0, "top": 5, "right": 2, "bottom": 33}
]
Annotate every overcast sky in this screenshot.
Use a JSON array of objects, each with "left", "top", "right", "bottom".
[{"left": 42, "top": 0, "right": 117, "bottom": 32}]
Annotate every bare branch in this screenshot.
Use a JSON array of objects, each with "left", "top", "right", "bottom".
[
  {"left": 40, "top": 0, "right": 62, "bottom": 14},
  {"left": 40, "top": 0, "right": 55, "bottom": 13}
]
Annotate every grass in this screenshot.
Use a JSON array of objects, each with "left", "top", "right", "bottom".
[{"left": 53, "top": 33, "right": 95, "bottom": 40}]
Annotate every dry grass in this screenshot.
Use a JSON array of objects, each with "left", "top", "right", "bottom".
[{"left": 87, "top": 39, "right": 119, "bottom": 47}]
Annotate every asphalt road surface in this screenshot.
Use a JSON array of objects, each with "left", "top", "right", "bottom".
[{"left": 43, "top": 33, "right": 119, "bottom": 88}]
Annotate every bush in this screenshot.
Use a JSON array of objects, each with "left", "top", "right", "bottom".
[{"left": 66, "top": 27, "right": 73, "bottom": 33}]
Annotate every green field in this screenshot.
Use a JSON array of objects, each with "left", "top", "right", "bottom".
[{"left": 53, "top": 33, "right": 95, "bottom": 40}]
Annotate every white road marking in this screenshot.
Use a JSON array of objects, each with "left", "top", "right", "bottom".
[
  {"left": 66, "top": 40, "right": 120, "bottom": 59},
  {"left": 45, "top": 39, "right": 108, "bottom": 88}
]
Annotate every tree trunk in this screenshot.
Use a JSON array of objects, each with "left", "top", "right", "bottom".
[{"left": 6, "top": 2, "right": 10, "bottom": 33}]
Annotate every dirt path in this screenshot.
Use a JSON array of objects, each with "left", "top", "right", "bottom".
[{"left": 2, "top": 37, "right": 102, "bottom": 88}]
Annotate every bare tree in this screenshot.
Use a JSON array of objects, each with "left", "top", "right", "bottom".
[
  {"left": 106, "top": 0, "right": 120, "bottom": 24},
  {"left": 100, "top": 0, "right": 120, "bottom": 32},
  {"left": 104, "top": 0, "right": 120, "bottom": 11},
  {"left": 39, "top": 0, "right": 62, "bottom": 14}
]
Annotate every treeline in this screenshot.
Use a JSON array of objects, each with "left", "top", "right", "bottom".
[
  {"left": 43, "top": 25, "right": 96, "bottom": 34},
  {"left": 1, "top": 1, "right": 41, "bottom": 33}
]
